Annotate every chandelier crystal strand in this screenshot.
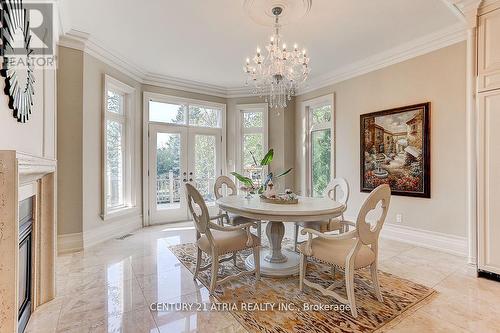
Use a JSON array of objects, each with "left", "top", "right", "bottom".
[{"left": 244, "top": 6, "right": 310, "bottom": 110}]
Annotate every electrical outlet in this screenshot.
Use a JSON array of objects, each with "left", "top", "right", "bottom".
[{"left": 396, "top": 214, "right": 403, "bottom": 223}]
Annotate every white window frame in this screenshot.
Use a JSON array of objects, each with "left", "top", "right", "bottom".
[
  {"left": 142, "top": 92, "right": 227, "bottom": 226},
  {"left": 102, "top": 75, "right": 137, "bottom": 220},
  {"left": 235, "top": 103, "right": 269, "bottom": 174},
  {"left": 305, "top": 94, "right": 335, "bottom": 197},
  {"left": 145, "top": 92, "right": 225, "bottom": 128}
]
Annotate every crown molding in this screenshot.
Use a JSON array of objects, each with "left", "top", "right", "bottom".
[
  {"left": 296, "top": 23, "right": 467, "bottom": 95},
  {"left": 478, "top": 0, "right": 500, "bottom": 15},
  {"left": 143, "top": 72, "right": 229, "bottom": 98},
  {"left": 58, "top": 29, "right": 146, "bottom": 82},
  {"left": 442, "top": 0, "right": 482, "bottom": 27},
  {"left": 58, "top": 22, "right": 467, "bottom": 100},
  {"left": 225, "top": 86, "right": 260, "bottom": 98}
]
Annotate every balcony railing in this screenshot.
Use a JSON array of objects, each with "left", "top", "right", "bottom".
[{"left": 156, "top": 171, "right": 215, "bottom": 206}]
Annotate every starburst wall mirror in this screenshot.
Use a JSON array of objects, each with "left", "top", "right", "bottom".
[{"left": 0, "top": 0, "right": 36, "bottom": 123}]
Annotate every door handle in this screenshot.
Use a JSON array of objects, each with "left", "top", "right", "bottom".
[
  {"left": 183, "top": 178, "right": 187, "bottom": 182},
  {"left": 189, "top": 178, "right": 193, "bottom": 182},
  {"left": 183, "top": 172, "right": 187, "bottom": 176},
  {"left": 189, "top": 172, "right": 193, "bottom": 176}
]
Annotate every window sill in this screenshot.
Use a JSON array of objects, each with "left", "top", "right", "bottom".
[{"left": 101, "top": 206, "right": 140, "bottom": 222}]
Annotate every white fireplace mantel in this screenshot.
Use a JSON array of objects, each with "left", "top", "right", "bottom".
[{"left": 17, "top": 152, "right": 57, "bottom": 185}]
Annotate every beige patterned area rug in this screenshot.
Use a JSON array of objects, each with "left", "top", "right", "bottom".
[{"left": 169, "top": 240, "right": 436, "bottom": 333}]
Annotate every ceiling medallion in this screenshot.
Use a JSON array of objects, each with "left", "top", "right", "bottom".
[
  {"left": 243, "top": 0, "right": 312, "bottom": 27},
  {"left": 243, "top": 5, "right": 310, "bottom": 110},
  {"left": 0, "top": 0, "right": 36, "bottom": 123}
]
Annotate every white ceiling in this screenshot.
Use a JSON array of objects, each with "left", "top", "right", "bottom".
[{"left": 65, "top": 0, "right": 461, "bottom": 88}]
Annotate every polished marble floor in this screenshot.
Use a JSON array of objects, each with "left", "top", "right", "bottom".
[{"left": 26, "top": 222, "right": 500, "bottom": 333}]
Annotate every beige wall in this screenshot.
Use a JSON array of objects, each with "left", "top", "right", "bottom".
[
  {"left": 268, "top": 99, "right": 295, "bottom": 189},
  {"left": 0, "top": 64, "right": 56, "bottom": 159},
  {"left": 57, "top": 47, "right": 84, "bottom": 235},
  {"left": 295, "top": 42, "right": 467, "bottom": 237}
]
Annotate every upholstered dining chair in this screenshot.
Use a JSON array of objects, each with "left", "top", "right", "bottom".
[
  {"left": 298, "top": 184, "right": 391, "bottom": 318},
  {"left": 185, "top": 183, "right": 261, "bottom": 294},
  {"left": 214, "top": 175, "right": 262, "bottom": 238},
  {"left": 293, "top": 177, "right": 350, "bottom": 252}
]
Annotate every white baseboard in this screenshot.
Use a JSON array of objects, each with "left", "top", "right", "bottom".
[
  {"left": 381, "top": 223, "right": 468, "bottom": 257},
  {"left": 83, "top": 216, "right": 142, "bottom": 249},
  {"left": 57, "top": 232, "right": 83, "bottom": 254}
]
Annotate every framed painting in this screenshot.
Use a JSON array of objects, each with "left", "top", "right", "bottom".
[{"left": 360, "top": 103, "right": 431, "bottom": 198}]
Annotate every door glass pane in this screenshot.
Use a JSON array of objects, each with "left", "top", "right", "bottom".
[
  {"left": 194, "top": 135, "right": 217, "bottom": 202},
  {"left": 243, "top": 111, "right": 263, "bottom": 128},
  {"left": 156, "top": 133, "right": 181, "bottom": 209},
  {"left": 149, "top": 101, "right": 186, "bottom": 124},
  {"left": 311, "top": 129, "right": 331, "bottom": 197},
  {"left": 311, "top": 105, "right": 332, "bottom": 125},
  {"left": 107, "top": 91, "right": 124, "bottom": 115},
  {"left": 189, "top": 105, "right": 221, "bottom": 128},
  {"left": 106, "top": 120, "right": 124, "bottom": 208},
  {"left": 243, "top": 133, "right": 263, "bottom": 170}
]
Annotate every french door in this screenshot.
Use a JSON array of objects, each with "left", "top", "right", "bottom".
[{"left": 148, "top": 123, "right": 222, "bottom": 224}]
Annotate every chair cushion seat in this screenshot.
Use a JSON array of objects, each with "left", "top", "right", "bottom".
[
  {"left": 198, "top": 229, "right": 260, "bottom": 254},
  {"left": 299, "top": 237, "right": 375, "bottom": 269},
  {"left": 228, "top": 213, "right": 257, "bottom": 225},
  {"left": 297, "top": 218, "right": 343, "bottom": 232}
]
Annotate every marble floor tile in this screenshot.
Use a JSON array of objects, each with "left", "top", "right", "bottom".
[
  {"left": 150, "top": 289, "right": 243, "bottom": 333},
  {"left": 130, "top": 249, "right": 184, "bottom": 279},
  {"left": 378, "top": 253, "right": 454, "bottom": 287},
  {"left": 57, "top": 261, "right": 137, "bottom": 296},
  {"left": 386, "top": 308, "right": 471, "bottom": 333},
  {"left": 57, "top": 307, "right": 159, "bottom": 333},
  {"left": 25, "top": 298, "right": 64, "bottom": 333},
  {"left": 417, "top": 291, "right": 500, "bottom": 333},
  {"left": 138, "top": 266, "right": 206, "bottom": 304},
  {"left": 58, "top": 277, "right": 148, "bottom": 319},
  {"left": 378, "top": 238, "right": 416, "bottom": 253}
]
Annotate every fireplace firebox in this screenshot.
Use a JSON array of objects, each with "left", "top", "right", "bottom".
[{"left": 18, "top": 196, "right": 34, "bottom": 333}]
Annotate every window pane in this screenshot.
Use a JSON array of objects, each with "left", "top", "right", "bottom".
[
  {"left": 156, "top": 133, "right": 181, "bottom": 209},
  {"left": 189, "top": 105, "right": 221, "bottom": 128},
  {"left": 311, "top": 129, "right": 331, "bottom": 197},
  {"left": 243, "top": 111, "right": 263, "bottom": 128},
  {"left": 149, "top": 101, "right": 186, "bottom": 124},
  {"left": 106, "top": 120, "right": 124, "bottom": 208},
  {"left": 107, "top": 90, "right": 124, "bottom": 115},
  {"left": 194, "top": 135, "right": 217, "bottom": 202},
  {"left": 311, "top": 105, "right": 332, "bottom": 125},
  {"left": 243, "top": 134, "right": 263, "bottom": 170}
]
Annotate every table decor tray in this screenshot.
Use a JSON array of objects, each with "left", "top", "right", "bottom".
[{"left": 259, "top": 194, "right": 299, "bottom": 205}]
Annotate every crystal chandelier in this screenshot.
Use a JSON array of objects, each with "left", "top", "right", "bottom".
[{"left": 244, "top": 6, "right": 310, "bottom": 109}]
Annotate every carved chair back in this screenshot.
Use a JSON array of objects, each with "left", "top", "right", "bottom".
[
  {"left": 324, "top": 177, "right": 349, "bottom": 205},
  {"left": 355, "top": 184, "right": 391, "bottom": 248},
  {"left": 214, "top": 176, "right": 237, "bottom": 200},
  {"left": 185, "top": 183, "right": 213, "bottom": 241}
]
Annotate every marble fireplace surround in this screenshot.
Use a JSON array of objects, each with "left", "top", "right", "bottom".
[{"left": 0, "top": 151, "right": 57, "bottom": 333}]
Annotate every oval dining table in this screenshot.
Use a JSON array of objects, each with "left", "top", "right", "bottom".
[{"left": 216, "top": 195, "right": 345, "bottom": 277}]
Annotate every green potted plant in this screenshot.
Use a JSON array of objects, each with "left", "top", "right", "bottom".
[{"left": 231, "top": 149, "right": 292, "bottom": 196}]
